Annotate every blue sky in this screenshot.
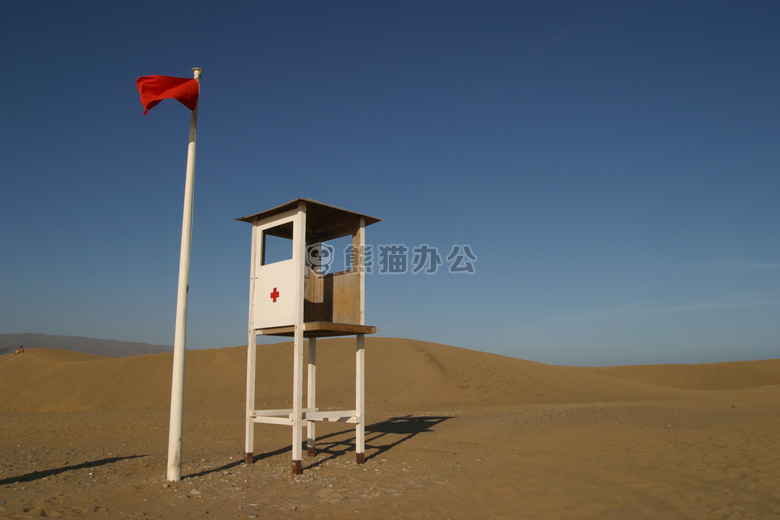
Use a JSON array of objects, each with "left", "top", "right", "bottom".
[{"left": 1, "top": 1, "right": 778, "bottom": 366}]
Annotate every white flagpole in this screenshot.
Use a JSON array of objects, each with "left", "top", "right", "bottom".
[{"left": 167, "top": 67, "right": 202, "bottom": 482}]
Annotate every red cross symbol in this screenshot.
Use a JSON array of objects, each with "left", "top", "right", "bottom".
[{"left": 270, "top": 287, "right": 280, "bottom": 303}]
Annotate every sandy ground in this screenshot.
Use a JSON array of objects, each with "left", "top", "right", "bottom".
[{"left": 1, "top": 339, "right": 779, "bottom": 519}]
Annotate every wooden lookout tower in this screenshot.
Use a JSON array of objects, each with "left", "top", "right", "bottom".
[{"left": 238, "top": 199, "right": 381, "bottom": 474}]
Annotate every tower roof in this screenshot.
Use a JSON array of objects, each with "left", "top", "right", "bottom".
[{"left": 237, "top": 198, "right": 381, "bottom": 243}]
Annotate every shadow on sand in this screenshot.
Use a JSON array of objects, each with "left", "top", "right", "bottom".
[
  {"left": 189, "top": 415, "right": 451, "bottom": 478},
  {"left": 0, "top": 455, "right": 148, "bottom": 485},
  {"left": 308, "top": 414, "right": 452, "bottom": 470},
  {"left": 190, "top": 415, "right": 452, "bottom": 479}
]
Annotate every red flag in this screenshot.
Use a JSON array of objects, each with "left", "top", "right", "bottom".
[{"left": 136, "top": 75, "right": 199, "bottom": 115}]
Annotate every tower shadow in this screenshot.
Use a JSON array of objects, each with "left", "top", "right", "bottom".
[
  {"left": 304, "top": 414, "right": 452, "bottom": 470},
  {"left": 193, "top": 415, "right": 453, "bottom": 478}
]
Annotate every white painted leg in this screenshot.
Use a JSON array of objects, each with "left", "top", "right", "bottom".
[
  {"left": 307, "top": 337, "right": 317, "bottom": 456},
  {"left": 291, "top": 325, "right": 304, "bottom": 474},
  {"left": 356, "top": 333, "right": 365, "bottom": 464},
  {"left": 245, "top": 331, "right": 257, "bottom": 464}
]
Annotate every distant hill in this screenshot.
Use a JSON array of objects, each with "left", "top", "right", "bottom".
[
  {"left": 1, "top": 337, "right": 779, "bottom": 414},
  {"left": 0, "top": 333, "right": 172, "bottom": 358}
]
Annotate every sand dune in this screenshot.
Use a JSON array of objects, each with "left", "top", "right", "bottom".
[
  {"left": 2, "top": 338, "right": 779, "bottom": 519},
  {"left": 4, "top": 338, "right": 778, "bottom": 414},
  {"left": 582, "top": 358, "right": 780, "bottom": 390}
]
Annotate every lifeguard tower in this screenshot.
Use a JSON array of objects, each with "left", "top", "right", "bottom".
[{"left": 238, "top": 199, "right": 381, "bottom": 474}]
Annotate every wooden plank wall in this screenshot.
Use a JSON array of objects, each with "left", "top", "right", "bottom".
[{"left": 304, "top": 268, "right": 359, "bottom": 324}]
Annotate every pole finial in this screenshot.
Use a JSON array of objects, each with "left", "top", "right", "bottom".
[{"left": 192, "top": 67, "right": 203, "bottom": 79}]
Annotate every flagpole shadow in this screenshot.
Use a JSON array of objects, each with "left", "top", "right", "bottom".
[{"left": 0, "top": 455, "right": 147, "bottom": 486}]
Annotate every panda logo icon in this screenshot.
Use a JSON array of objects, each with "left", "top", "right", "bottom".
[{"left": 307, "top": 243, "right": 334, "bottom": 272}]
